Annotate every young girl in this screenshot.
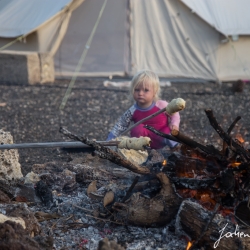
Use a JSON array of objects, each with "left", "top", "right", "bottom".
[{"left": 106, "top": 69, "right": 180, "bottom": 149}]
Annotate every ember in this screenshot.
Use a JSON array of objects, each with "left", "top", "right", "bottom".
[
  {"left": 186, "top": 241, "right": 193, "bottom": 250},
  {"left": 162, "top": 159, "right": 167, "bottom": 166}
]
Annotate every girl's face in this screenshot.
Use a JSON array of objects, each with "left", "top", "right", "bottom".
[{"left": 133, "top": 81, "right": 155, "bottom": 108}]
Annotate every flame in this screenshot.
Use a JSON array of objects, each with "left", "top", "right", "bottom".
[
  {"left": 162, "top": 159, "right": 167, "bottom": 166},
  {"left": 231, "top": 162, "right": 241, "bottom": 167},
  {"left": 186, "top": 241, "right": 193, "bottom": 250}
]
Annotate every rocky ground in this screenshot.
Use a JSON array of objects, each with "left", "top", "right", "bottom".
[
  {"left": 0, "top": 78, "right": 249, "bottom": 249},
  {"left": 1, "top": 79, "right": 249, "bottom": 174}
]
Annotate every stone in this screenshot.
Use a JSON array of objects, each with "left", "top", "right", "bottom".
[
  {"left": 4, "top": 203, "right": 40, "bottom": 236},
  {"left": 24, "top": 171, "right": 40, "bottom": 185},
  {"left": 0, "top": 221, "right": 40, "bottom": 250},
  {"left": 0, "top": 214, "right": 26, "bottom": 229},
  {"left": 15, "top": 183, "right": 40, "bottom": 203},
  {"left": 0, "top": 129, "right": 23, "bottom": 181}
]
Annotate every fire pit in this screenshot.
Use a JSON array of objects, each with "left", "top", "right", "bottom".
[{"left": 1, "top": 106, "right": 250, "bottom": 249}]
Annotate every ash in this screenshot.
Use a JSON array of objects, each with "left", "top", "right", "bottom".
[
  {"left": 25, "top": 153, "right": 187, "bottom": 250},
  {"left": 34, "top": 195, "right": 185, "bottom": 249}
]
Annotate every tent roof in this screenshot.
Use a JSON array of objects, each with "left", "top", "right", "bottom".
[
  {"left": 180, "top": 0, "right": 250, "bottom": 36},
  {"left": 0, "top": 0, "right": 73, "bottom": 38}
]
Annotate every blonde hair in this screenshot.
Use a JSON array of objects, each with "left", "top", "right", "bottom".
[{"left": 130, "top": 69, "right": 161, "bottom": 101}]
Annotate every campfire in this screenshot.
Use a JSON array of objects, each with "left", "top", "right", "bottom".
[
  {"left": 1, "top": 108, "right": 250, "bottom": 249},
  {"left": 56, "top": 108, "right": 250, "bottom": 249}
]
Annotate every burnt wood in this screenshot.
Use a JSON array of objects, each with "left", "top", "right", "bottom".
[
  {"left": 205, "top": 109, "right": 250, "bottom": 161},
  {"left": 223, "top": 116, "right": 241, "bottom": 154},
  {"left": 144, "top": 125, "right": 180, "bottom": 143},
  {"left": 145, "top": 125, "right": 226, "bottom": 161},
  {"left": 121, "top": 176, "right": 140, "bottom": 203},
  {"left": 176, "top": 200, "right": 250, "bottom": 250}
]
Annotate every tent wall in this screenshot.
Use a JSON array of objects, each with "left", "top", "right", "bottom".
[
  {"left": 181, "top": 0, "right": 250, "bottom": 36},
  {"left": 54, "top": 0, "right": 128, "bottom": 77},
  {"left": 217, "top": 37, "right": 250, "bottom": 81},
  {"left": 130, "top": 0, "right": 250, "bottom": 81},
  {"left": 0, "top": 0, "right": 82, "bottom": 53},
  {"left": 130, "top": 0, "right": 220, "bottom": 80},
  {"left": 0, "top": 0, "right": 249, "bottom": 81}
]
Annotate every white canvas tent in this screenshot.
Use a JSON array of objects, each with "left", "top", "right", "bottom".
[
  {"left": 0, "top": 0, "right": 250, "bottom": 82},
  {"left": 0, "top": 0, "right": 82, "bottom": 55}
]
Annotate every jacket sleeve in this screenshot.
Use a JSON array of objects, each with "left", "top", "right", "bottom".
[
  {"left": 168, "top": 111, "right": 180, "bottom": 129},
  {"left": 106, "top": 106, "right": 135, "bottom": 140}
]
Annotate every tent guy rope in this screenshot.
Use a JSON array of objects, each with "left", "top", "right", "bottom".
[{"left": 59, "top": 0, "right": 107, "bottom": 110}]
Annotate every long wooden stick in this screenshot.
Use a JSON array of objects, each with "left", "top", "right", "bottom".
[{"left": 60, "top": 127, "right": 150, "bottom": 175}]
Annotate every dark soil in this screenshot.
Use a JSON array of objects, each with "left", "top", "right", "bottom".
[{"left": 0, "top": 79, "right": 249, "bottom": 176}]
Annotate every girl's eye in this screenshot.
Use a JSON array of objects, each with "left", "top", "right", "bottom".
[
  {"left": 134, "top": 89, "right": 139, "bottom": 92},
  {"left": 144, "top": 89, "right": 149, "bottom": 92}
]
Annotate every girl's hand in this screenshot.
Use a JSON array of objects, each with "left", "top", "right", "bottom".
[{"left": 170, "top": 125, "right": 179, "bottom": 131}]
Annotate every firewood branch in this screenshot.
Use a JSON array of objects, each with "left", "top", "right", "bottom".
[
  {"left": 144, "top": 125, "right": 180, "bottom": 143},
  {"left": 227, "top": 116, "right": 241, "bottom": 134},
  {"left": 223, "top": 116, "right": 241, "bottom": 154},
  {"left": 59, "top": 127, "right": 150, "bottom": 175},
  {"left": 145, "top": 125, "right": 226, "bottom": 161},
  {"left": 205, "top": 109, "right": 250, "bottom": 160}
]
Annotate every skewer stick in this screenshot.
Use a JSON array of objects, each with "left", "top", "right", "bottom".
[
  {"left": 120, "top": 107, "right": 166, "bottom": 136},
  {"left": 120, "top": 98, "right": 186, "bottom": 136},
  {"left": 0, "top": 141, "right": 120, "bottom": 150}
]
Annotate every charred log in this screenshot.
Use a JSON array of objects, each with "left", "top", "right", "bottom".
[
  {"left": 235, "top": 201, "right": 250, "bottom": 227},
  {"left": 170, "top": 177, "right": 216, "bottom": 190},
  {"left": 176, "top": 200, "right": 250, "bottom": 250},
  {"left": 113, "top": 173, "right": 182, "bottom": 227}
]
